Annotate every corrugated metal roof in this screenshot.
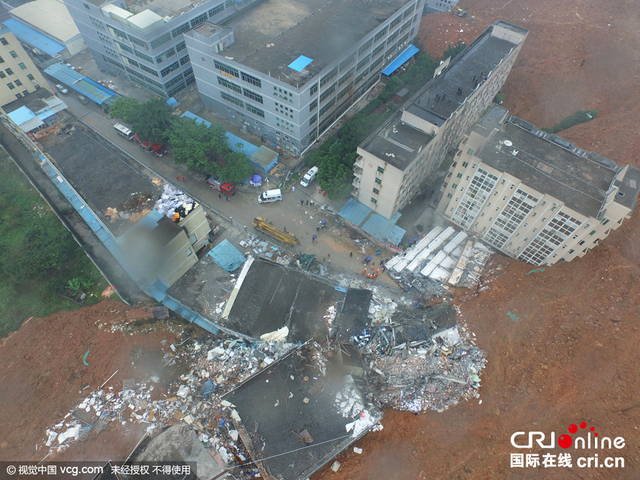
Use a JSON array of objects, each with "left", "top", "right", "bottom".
[
  {"left": 338, "top": 198, "right": 405, "bottom": 246},
  {"left": 44, "top": 63, "right": 119, "bottom": 105},
  {"left": 382, "top": 44, "right": 419, "bottom": 76},
  {"left": 2, "top": 18, "right": 65, "bottom": 56}
]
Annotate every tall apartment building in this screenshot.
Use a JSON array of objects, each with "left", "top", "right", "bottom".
[
  {"left": 353, "top": 21, "right": 528, "bottom": 219},
  {"left": 184, "top": 0, "right": 424, "bottom": 156},
  {"left": 437, "top": 106, "right": 640, "bottom": 266},
  {"left": 63, "top": 0, "right": 262, "bottom": 98},
  {"left": 0, "top": 28, "right": 48, "bottom": 107}
]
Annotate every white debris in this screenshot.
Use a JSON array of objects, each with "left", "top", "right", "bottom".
[
  {"left": 260, "top": 326, "right": 289, "bottom": 343},
  {"left": 176, "top": 386, "right": 190, "bottom": 398}
]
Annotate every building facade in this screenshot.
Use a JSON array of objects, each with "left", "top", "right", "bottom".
[
  {"left": 353, "top": 21, "right": 528, "bottom": 219},
  {"left": 63, "top": 0, "right": 261, "bottom": 98},
  {"left": 184, "top": 0, "right": 424, "bottom": 155},
  {"left": 0, "top": 28, "right": 48, "bottom": 107},
  {"left": 436, "top": 106, "right": 640, "bottom": 266}
]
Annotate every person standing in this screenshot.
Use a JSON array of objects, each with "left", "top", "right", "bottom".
[{"left": 292, "top": 185, "right": 295, "bottom": 192}]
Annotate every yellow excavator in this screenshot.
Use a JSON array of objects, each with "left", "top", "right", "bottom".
[{"left": 253, "top": 217, "right": 300, "bottom": 247}]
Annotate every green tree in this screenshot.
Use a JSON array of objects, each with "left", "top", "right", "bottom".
[
  {"left": 108, "top": 97, "right": 140, "bottom": 123},
  {"left": 168, "top": 117, "right": 228, "bottom": 173},
  {"left": 131, "top": 98, "right": 174, "bottom": 144},
  {"left": 219, "top": 150, "right": 253, "bottom": 184},
  {"left": 442, "top": 41, "right": 466, "bottom": 61}
]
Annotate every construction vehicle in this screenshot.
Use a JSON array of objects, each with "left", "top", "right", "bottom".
[
  {"left": 452, "top": 7, "right": 468, "bottom": 17},
  {"left": 207, "top": 176, "right": 236, "bottom": 197},
  {"left": 253, "top": 217, "right": 300, "bottom": 247}
]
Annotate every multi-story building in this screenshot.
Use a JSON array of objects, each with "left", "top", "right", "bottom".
[
  {"left": 353, "top": 21, "right": 528, "bottom": 219},
  {"left": 184, "top": 0, "right": 424, "bottom": 155},
  {"left": 63, "top": 0, "right": 262, "bottom": 97},
  {"left": 0, "top": 28, "right": 48, "bottom": 107},
  {"left": 437, "top": 105, "right": 640, "bottom": 266}
]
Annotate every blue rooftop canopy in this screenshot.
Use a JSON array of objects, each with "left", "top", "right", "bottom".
[
  {"left": 2, "top": 19, "right": 65, "bottom": 56},
  {"left": 382, "top": 44, "right": 420, "bottom": 76},
  {"left": 338, "top": 198, "right": 405, "bottom": 246},
  {"left": 44, "top": 63, "right": 120, "bottom": 105},
  {"left": 288, "top": 55, "right": 313, "bottom": 72}
]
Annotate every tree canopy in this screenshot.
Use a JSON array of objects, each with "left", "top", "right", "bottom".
[
  {"left": 130, "top": 98, "right": 174, "bottom": 144},
  {"left": 168, "top": 117, "right": 228, "bottom": 174},
  {"left": 108, "top": 97, "right": 141, "bottom": 123},
  {"left": 219, "top": 150, "right": 253, "bottom": 184}
]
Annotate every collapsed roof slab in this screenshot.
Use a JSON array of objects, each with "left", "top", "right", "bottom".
[
  {"left": 223, "top": 343, "right": 382, "bottom": 480},
  {"left": 222, "top": 258, "right": 346, "bottom": 343}
]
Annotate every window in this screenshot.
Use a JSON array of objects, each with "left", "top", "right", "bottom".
[
  {"left": 14, "top": 93, "right": 21, "bottom": 99},
  {"left": 160, "top": 61, "right": 179, "bottom": 77},
  {"left": 246, "top": 104, "right": 264, "bottom": 118},
  {"left": 320, "top": 68, "right": 338, "bottom": 87},
  {"left": 377, "top": 166, "right": 384, "bottom": 174},
  {"left": 139, "top": 64, "right": 159, "bottom": 77},
  {"left": 447, "top": 193, "right": 453, "bottom": 199},
  {"left": 18, "top": 63, "right": 26, "bottom": 70},
  {"left": 589, "top": 230, "right": 596, "bottom": 236},
  {"left": 22, "top": 90, "right": 28, "bottom": 96},
  {"left": 180, "top": 55, "right": 190, "bottom": 65},
  {"left": 0, "top": 38, "right": 7, "bottom": 46},
  {"left": 319, "top": 84, "right": 336, "bottom": 102},
  {"left": 171, "top": 23, "right": 190, "bottom": 38},
  {"left": 176, "top": 42, "right": 186, "bottom": 52},
  {"left": 243, "top": 88, "right": 263, "bottom": 104},
  {"left": 151, "top": 33, "right": 171, "bottom": 49},
  {"left": 462, "top": 161, "right": 468, "bottom": 168},
  {"left": 6, "top": 82, "right": 14, "bottom": 89},
  {"left": 218, "top": 76, "right": 241, "bottom": 93},
  {"left": 371, "top": 197, "right": 377, "bottom": 204},
  {"left": 452, "top": 183, "right": 458, "bottom": 189},
  {"left": 456, "top": 173, "right": 463, "bottom": 178},
  {"left": 128, "top": 35, "right": 148, "bottom": 50},
  {"left": 5, "top": 68, "right": 13, "bottom": 76},
  {"left": 0, "top": 57, "right": 4, "bottom": 64},
  {"left": 309, "top": 83, "right": 318, "bottom": 95},
  {"left": 601, "top": 218, "right": 609, "bottom": 225},
  {"left": 375, "top": 177, "right": 382, "bottom": 184},
  {"left": 374, "top": 27, "right": 388, "bottom": 43},
  {"left": 358, "top": 38, "right": 373, "bottom": 55},
  {"left": 467, "top": 148, "right": 474, "bottom": 155},
  {"left": 240, "top": 71, "right": 262, "bottom": 88},
  {"left": 191, "top": 12, "right": 208, "bottom": 28},
  {"left": 208, "top": 4, "right": 225, "bottom": 17},
  {"left": 220, "top": 91, "right": 244, "bottom": 107},
  {"left": 0, "top": 71, "right": 6, "bottom": 79},
  {"left": 309, "top": 99, "right": 317, "bottom": 112},
  {"left": 133, "top": 50, "right": 153, "bottom": 63},
  {"left": 14, "top": 79, "right": 22, "bottom": 86},
  {"left": 214, "top": 60, "right": 239, "bottom": 77},
  {"left": 568, "top": 249, "right": 574, "bottom": 254},
  {"left": 9, "top": 50, "right": 17, "bottom": 58},
  {"left": 84, "top": 2, "right": 90, "bottom": 9},
  {"left": 372, "top": 188, "right": 380, "bottom": 194},
  {"left": 578, "top": 240, "right": 585, "bottom": 246}
]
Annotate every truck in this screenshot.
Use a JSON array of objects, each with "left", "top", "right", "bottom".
[
  {"left": 207, "top": 176, "right": 236, "bottom": 197},
  {"left": 253, "top": 217, "right": 300, "bottom": 247},
  {"left": 133, "top": 134, "right": 167, "bottom": 157}
]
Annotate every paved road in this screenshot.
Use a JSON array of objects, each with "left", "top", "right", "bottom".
[{"left": 61, "top": 92, "right": 341, "bottom": 252}]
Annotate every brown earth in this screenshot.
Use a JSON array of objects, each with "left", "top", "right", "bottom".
[{"left": 2, "top": 0, "right": 640, "bottom": 478}]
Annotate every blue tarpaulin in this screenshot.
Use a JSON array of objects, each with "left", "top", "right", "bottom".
[
  {"left": 207, "top": 239, "right": 246, "bottom": 272},
  {"left": 288, "top": 55, "right": 313, "bottom": 72},
  {"left": 2, "top": 20, "right": 65, "bottom": 56},
  {"left": 382, "top": 44, "right": 420, "bottom": 76},
  {"left": 338, "top": 198, "right": 405, "bottom": 246},
  {"left": 181, "top": 111, "right": 212, "bottom": 128}
]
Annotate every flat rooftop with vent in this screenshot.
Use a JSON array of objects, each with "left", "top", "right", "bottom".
[{"left": 217, "top": 0, "right": 408, "bottom": 87}]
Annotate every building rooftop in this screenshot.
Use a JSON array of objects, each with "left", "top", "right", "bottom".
[
  {"left": 218, "top": 0, "right": 410, "bottom": 87},
  {"left": 409, "top": 26, "right": 518, "bottom": 121},
  {"left": 2, "top": 18, "right": 66, "bottom": 56},
  {"left": 477, "top": 119, "right": 621, "bottom": 218},
  {"left": 360, "top": 111, "right": 433, "bottom": 171},
  {"left": 9, "top": 0, "right": 80, "bottom": 44},
  {"left": 130, "top": 0, "right": 196, "bottom": 19},
  {"left": 613, "top": 165, "right": 640, "bottom": 212}
]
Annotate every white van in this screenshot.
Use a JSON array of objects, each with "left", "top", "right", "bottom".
[
  {"left": 300, "top": 166, "right": 318, "bottom": 187},
  {"left": 258, "top": 189, "right": 283, "bottom": 204},
  {"left": 114, "top": 123, "right": 134, "bottom": 140}
]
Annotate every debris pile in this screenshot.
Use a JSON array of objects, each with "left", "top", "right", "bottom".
[
  {"left": 154, "top": 184, "right": 195, "bottom": 219},
  {"left": 364, "top": 326, "right": 485, "bottom": 413},
  {"left": 238, "top": 234, "right": 292, "bottom": 265}
]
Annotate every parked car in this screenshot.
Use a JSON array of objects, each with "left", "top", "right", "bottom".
[{"left": 55, "top": 84, "right": 68, "bottom": 94}]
